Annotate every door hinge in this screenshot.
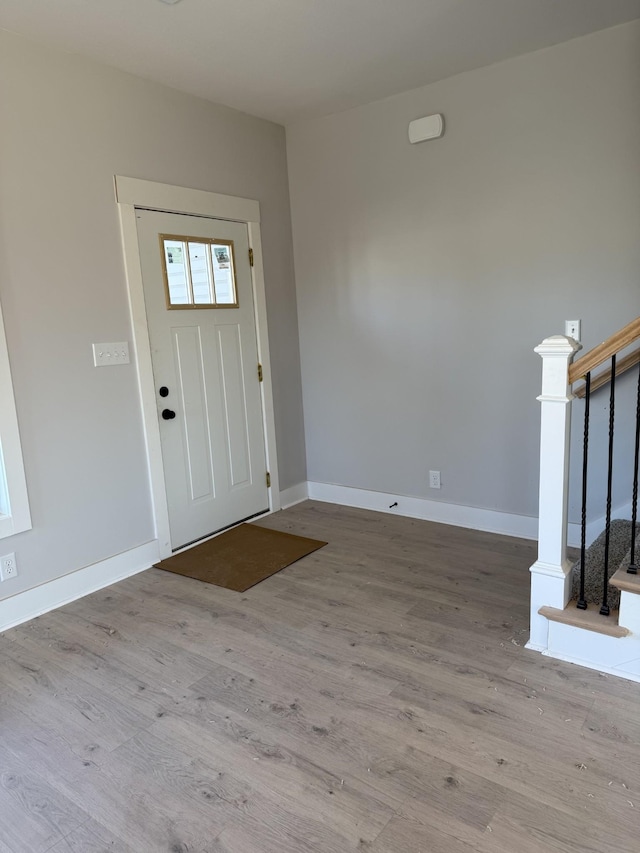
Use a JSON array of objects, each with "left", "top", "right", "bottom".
[
  {"left": 266, "top": 472, "right": 271, "bottom": 488},
  {"left": 248, "top": 247, "right": 254, "bottom": 267},
  {"left": 258, "top": 363, "right": 263, "bottom": 382}
]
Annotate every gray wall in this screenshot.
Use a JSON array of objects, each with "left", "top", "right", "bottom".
[
  {"left": 0, "top": 30, "right": 306, "bottom": 599},
  {"left": 287, "top": 21, "right": 640, "bottom": 523}
]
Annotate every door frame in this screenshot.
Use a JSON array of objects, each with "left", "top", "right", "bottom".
[{"left": 114, "top": 175, "right": 280, "bottom": 558}]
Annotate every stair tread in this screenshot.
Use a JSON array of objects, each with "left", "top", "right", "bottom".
[
  {"left": 610, "top": 566, "right": 640, "bottom": 594},
  {"left": 539, "top": 601, "right": 630, "bottom": 638}
]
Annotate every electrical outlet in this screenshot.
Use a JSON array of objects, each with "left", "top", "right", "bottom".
[
  {"left": 0, "top": 552, "right": 18, "bottom": 581},
  {"left": 429, "top": 470, "right": 441, "bottom": 489}
]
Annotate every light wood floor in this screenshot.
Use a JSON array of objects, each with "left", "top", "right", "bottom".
[{"left": 1, "top": 501, "right": 639, "bottom": 852}]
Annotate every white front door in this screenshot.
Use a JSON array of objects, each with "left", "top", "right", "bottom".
[{"left": 136, "top": 209, "right": 269, "bottom": 549}]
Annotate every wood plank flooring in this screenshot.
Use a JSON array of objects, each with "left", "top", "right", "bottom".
[{"left": 1, "top": 500, "right": 639, "bottom": 852}]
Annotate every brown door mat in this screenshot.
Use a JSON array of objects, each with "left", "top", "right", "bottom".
[{"left": 154, "top": 522, "right": 327, "bottom": 592}]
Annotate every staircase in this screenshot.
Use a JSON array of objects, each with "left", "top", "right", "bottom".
[{"left": 528, "top": 317, "right": 640, "bottom": 681}]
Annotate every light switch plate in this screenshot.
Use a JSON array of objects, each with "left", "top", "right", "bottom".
[
  {"left": 92, "top": 342, "right": 130, "bottom": 367},
  {"left": 564, "top": 320, "right": 581, "bottom": 342}
]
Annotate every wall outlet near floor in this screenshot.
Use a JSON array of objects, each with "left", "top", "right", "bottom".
[
  {"left": 0, "top": 552, "right": 18, "bottom": 581},
  {"left": 429, "top": 470, "right": 441, "bottom": 489}
]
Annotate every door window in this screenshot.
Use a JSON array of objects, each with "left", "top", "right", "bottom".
[{"left": 160, "top": 235, "right": 238, "bottom": 309}]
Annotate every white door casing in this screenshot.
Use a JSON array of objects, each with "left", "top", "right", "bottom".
[
  {"left": 115, "top": 177, "right": 280, "bottom": 557},
  {"left": 137, "top": 209, "right": 268, "bottom": 548}
]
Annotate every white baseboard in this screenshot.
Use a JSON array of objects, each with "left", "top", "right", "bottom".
[
  {"left": 307, "top": 481, "right": 539, "bottom": 540},
  {"left": 0, "top": 540, "right": 160, "bottom": 632},
  {"left": 279, "top": 481, "right": 309, "bottom": 509},
  {"left": 567, "top": 500, "right": 633, "bottom": 549},
  {"left": 567, "top": 523, "right": 581, "bottom": 550},
  {"left": 304, "top": 482, "right": 633, "bottom": 549}
]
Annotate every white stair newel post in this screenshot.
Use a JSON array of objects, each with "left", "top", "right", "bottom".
[{"left": 527, "top": 335, "right": 582, "bottom": 651}]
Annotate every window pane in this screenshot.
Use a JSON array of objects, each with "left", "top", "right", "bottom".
[
  {"left": 188, "top": 242, "right": 214, "bottom": 304},
  {"left": 161, "top": 235, "right": 237, "bottom": 309},
  {"left": 212, "top": 242, "right": 237, "bottom": 305},
  {"left": 163, "top": 239, "right": 190, "bottom": 305}
]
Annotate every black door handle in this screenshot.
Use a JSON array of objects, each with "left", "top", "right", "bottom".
[
  {"left": 161, "top": 409, "right": 176, "bottom": 420},
  {"left": 159, "top": 386, "right": 169, "bottom": 397}
]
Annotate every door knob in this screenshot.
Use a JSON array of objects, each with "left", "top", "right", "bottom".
[
  {"left": 161, "top": 409, "right": 176, "bottom": 420},
  {"left": 159, "top": 386, "right": 169, "bottom": 397}
]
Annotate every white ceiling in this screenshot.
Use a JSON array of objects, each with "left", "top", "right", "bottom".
[{"left": 2, "top": 0, "right": 639, "bottom": 125}]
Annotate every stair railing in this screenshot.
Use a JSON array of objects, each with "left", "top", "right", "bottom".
[
  {"left": 528, "top": 318, "right": 640, "bottom": 650},
  {"left": 570, "top": 317, "right": 640, "bottom": 606}
]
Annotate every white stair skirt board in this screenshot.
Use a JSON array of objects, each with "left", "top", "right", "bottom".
[
  {"left": 279, "top": 482, "right": 309, "bottom": 510},
  {"left": 529, "top": 587, "right": 640, "bottom": 684},
  {"left": 541, "top": 620, "right": 640, "bottom": 685},
  {"left": 0, "top": 540, "right": 160, "bottom": 632},
  {"left": 307, "top": 482, "right": 539, "bottom": 540}
]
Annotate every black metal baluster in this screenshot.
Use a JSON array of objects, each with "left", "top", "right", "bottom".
[
  {"left": 577, "top": 372, "right": 591, "bottom": 610},
  {"left": 600, "top": 355, "right": 616, "bottom": 616},
  {"left": 628, "top": 359, "right": 640, "bottom": 574}
]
